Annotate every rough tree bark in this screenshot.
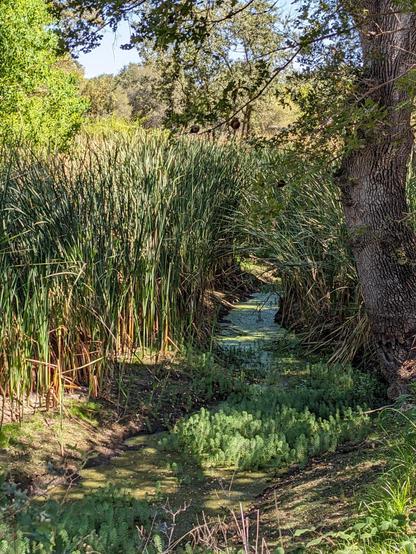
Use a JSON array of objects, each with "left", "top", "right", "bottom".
[{"left": 336, "top": 1, "right": 416, "bottom": 396}]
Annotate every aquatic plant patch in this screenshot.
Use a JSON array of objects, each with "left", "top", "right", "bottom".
[
  {"left": 0, "top": 485, "right": 163, "bottom": 554},
  {"left": 161, "top": 363, "right": 380, "bottom": 470}
]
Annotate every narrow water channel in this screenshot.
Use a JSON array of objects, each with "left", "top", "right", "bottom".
[{"left": 55, "top": 291, "right": 281, "bottom": 534}]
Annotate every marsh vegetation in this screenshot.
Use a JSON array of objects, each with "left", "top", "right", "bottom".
[{"left": 2, "top": 0, "right": 416, "bottom": 552}]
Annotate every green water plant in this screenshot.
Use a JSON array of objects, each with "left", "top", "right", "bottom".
[
  {"left": 161, "top": 363, "right": 380, "bottom": 470},
  {"left": 0, "top": 484, "right": 164, "bottom": 553}
]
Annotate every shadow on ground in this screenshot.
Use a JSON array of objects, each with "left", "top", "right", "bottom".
[
  {"left": 52, "top": 431, "right": 270, "bottom": 538},
  {"left": 245, "top": 440, "right": 387, "bottom": 551}
]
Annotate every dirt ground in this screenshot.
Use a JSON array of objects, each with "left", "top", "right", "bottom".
[{"left": 0, "top": 357, "right": 201, "bottom": 494}]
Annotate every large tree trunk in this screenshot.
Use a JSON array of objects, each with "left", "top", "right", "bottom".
[{"left": 336, "top": 2, "right": 416, "bottom": 396}]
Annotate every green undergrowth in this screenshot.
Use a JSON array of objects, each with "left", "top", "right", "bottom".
[
  {"left": 0, "top": 484, "right": 164, "bottom": 553},
  {"left": 0, "top": 480, "right": 254, "bottom": 554},
  {"left": 68, "top": 401, "right": 102, "bottom": 427},
  {"left": 0, "top": 417, "right": 46, "bottom": 450},
  {"left": 161, "top": 359, "right": 382, "bottom": 471},
  {"left": 181, "top": 349, "right": 238, "bottom": 403},
  {"left": 0, "top": 424, "right": 23, "bottom": 450},
  {"left": 306, "top": 406, "right": 416, "bottom": 553},
  {"left": 133, "top": 348, "right": 246, "bottom": 429}
]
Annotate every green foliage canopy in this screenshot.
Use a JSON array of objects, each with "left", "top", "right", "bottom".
[
  {"left": 137, "top": 0, "right": 286, "bottom": 129},
  {"left": 0, "top": 0, "right": 87, "bottom": 147},
  {"left": 53, "top": 0, "right": 364, "bottom": 141}
]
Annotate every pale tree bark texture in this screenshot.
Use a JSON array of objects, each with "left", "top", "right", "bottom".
[{"left": 336, "top": 1, "right": 416, "bottom": 396}]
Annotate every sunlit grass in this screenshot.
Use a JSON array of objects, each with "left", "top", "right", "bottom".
[{"left": 0, "top": 131, "right": 252, "bottom": 415}]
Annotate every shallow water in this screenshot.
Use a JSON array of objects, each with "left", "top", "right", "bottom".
[
  {"left": 217, "top": 291, "right": 280, "bottom": 372},
  {"left": 218, "top": 291, "right": 280, "bottom": 348},
  {"left": 54, "top": 291, "right": 281, "bottom": 534}
]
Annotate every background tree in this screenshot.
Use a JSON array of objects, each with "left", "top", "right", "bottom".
[
  {"left": 117, "top": 63, "right": 166, "bottom": 126},
  {"left": 0, "top": 0, "right": 87, "bottom": 147},
  {"left": 82, "top": 73, "right": 132, "bottom": 118},
  {"left": 81, "top": 64, "right": 165, "bottom": 125},
  {"left": 136, "top": 0, "right": 287, "bottom": 132}
]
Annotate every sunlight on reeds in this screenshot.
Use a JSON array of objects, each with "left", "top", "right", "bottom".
[{"left": 0, "top": 131, "right": 249, "bottom": 415}]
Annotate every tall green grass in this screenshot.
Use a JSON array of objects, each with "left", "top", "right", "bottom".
[{"left": 0, "top": 132, "right": 249, "bottom": 414}]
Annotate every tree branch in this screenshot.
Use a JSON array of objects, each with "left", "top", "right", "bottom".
[{"left": 200, "top": 46, "right": 302, "bottom": 133}]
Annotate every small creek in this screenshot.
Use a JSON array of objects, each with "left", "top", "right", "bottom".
[
  {"left": 55, "top": 291, "right": 281, "bottom": 534},
  {"left": 217, "top": 291, "right": 280, "bottom": 368}
]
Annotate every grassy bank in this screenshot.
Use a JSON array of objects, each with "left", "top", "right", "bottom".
[
  {"left": 317, "top": 404, "right": 416, "bottom": 553},
  {"left": 0, "top": 345, "right": 242, "bottom": 489}
]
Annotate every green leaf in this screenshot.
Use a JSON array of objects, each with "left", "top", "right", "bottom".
[
  {"left": 306, "top": 537, "right": 324, "bottom": 547},
  {"left": 380, "top": 520, "right": 392, "bottom": 531},
  {"left": 402, "top": 541, "right": 416, "bottom": 554},
  {"left": 294, "top": 528, "right": 314, "bottom": 537}
]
